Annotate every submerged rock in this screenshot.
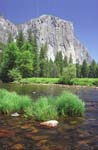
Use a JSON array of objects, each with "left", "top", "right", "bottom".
[
  {"left": 40, "top": 120, "right": 59, "bottom": 127},
  {"left": 11, "top": 112, "right": 20, "bottom": 117}
]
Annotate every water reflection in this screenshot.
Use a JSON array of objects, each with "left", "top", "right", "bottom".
[{"left": 0, "top": 83, "right": 98, "bottom": 149}]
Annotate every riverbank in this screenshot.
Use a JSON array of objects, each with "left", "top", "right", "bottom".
[{"left": 17, "top": 77, "right": 98, "bottom": 87}]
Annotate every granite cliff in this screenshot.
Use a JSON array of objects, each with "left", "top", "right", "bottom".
[{"left": 0, "top": 15, "right": 92, "bottom": 64}]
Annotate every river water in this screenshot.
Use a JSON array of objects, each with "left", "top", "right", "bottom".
[{"left": 0, "top": 83, "right": 98, "bottom": 150}]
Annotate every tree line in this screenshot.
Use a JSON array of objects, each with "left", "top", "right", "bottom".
[{"left": 0, "top": 30, "right": 98, "bottom": 82}]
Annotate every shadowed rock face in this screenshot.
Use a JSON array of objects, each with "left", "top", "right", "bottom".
[{"left": 0, "top": 15, "right": 92, "bottom": 64}]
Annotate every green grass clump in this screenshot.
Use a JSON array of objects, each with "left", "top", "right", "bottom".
[
  {"left": 19, "top": 77, "right": 59, "bottom": 84},
  {"left": 32, "top": 91, "right": 85, "bottom": 121},
  {"left": 33, "top": 97, "right": 58, "bottom": 121},
  {"left": 56, "top": 91, "right": 85, "bottom": 117},
  {"left": 0, "top": 89, "right": 33, "bottom": 116},
  {"left": 0, "top": 89, "right": 85, "bottom": 120}
]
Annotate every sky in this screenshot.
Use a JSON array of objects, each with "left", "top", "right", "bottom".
[{"left": 0, "top": 0, "right": 98, "bottom": 61}]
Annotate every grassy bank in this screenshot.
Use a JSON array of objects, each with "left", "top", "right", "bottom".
[
  {"left": 19, "top": 77, "right": 59, "bottom": 84},
  {"left": 71, "top": 78, "right": 98, "bottom": 86},
  {"left": 0, "top": 89, "right": 85, "bottom": 120},
  {"left": 18, "top": 77, "right": 98, "bottom": 87}
]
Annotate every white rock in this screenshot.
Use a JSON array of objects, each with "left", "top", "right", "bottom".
[
  {"left": 11, "top": 112, "right": 20, "bottom": 117},
  {"left": 40, "top": 120, "right": 59, "bottom": 127}
]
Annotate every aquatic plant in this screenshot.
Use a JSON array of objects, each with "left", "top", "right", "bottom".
[
  {"left": 33, "top": 97, "right": 58, "bottom": 121},
  {"left": 32, "top": 92, "right": 85, "bottom": 120},
  {"left": 56, "top": 91, "right": 85, "bottom": 117},
  {"left": 0, "top": 89, "right": 85, "bottom": 120},
  {"left": 0, "top": 89, "right": 33, "bottom": 116}
]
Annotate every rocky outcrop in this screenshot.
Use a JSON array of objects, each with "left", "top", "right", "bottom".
[
  {"left": 0, "top": 15, "right": 92, "bottom": 64},
  {"left": 0, "top": 16, "right": 18, "bottom": 43}
]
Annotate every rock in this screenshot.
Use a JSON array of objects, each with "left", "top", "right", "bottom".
[
  {"left": 11, "top": 112, "right": 20, "bottom": 117},
  {"left": 0, "top": 129, "right": 15, "bottom": 137},
  {"left": 0, "top": 15, "right": 92, "bottom": 64},
  {"left": 40, "top": 120, "right": 59, "bottom": 127},
  {"left": 12, "top": 144, "right": 23, "bottom": 150}
]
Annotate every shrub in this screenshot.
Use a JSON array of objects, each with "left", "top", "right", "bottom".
[{"left": 59, "top": 64, "right": 76, "bottom": 84}]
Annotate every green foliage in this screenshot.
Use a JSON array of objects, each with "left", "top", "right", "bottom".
[
  {"left": 16, "top": 30, "right": 25, "bottom": 49},
  {"left": 56, "top": 91, "right": 85, "bottom": 117},
  {"left": 33, "top": 97, "right": 58, "bottom": 121},
  {"left": 59, "top": 64, "right": 76, "bottom": 84},
  {"left": 16, "top": 50, "right": 33, "bottom": 78},
  {"left": 39, "top": 43, "right": 48, "bottom": 77},
  {"left": 0, "top": 89, "right": 85, "bottom": 120},
  {"left": 76, "top": 63, "right": 81, "bottom": 78},
  {"left": 0, "top": 89, "right": 33, "bottom": 116},
  {"left": 55, "top": 51, "right": 63, "bottom": 76},
  {"left": 32, "top": 91, "right": 85, "bottom": 121},
  {"left": 0, "top": 42, "right": 19, "bottom": 82},
  {"left": 71, "top": 78, "right": 98, "bottom": 86},
  {"left": 8, "top": 68, "right": 22, "bottom": 81},
  {"left": 19, "top": 77, "right": 59, "bottom": 84},
  {"left": 89, "top": 60, "right": 97, "bottom": 78},
  {"left": 81, "top": 60, "right": 88, "bottom": 77}
]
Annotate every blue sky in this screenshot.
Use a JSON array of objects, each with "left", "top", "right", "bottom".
[{"left": 0, "top": 0, "right": 98, "bottom": 61}]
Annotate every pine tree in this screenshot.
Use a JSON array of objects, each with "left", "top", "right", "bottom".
[
  {"left": 55, "top": 51, "right": 63, "bottom": 76},
  {"left": 63, "top": 55, "right": 68, "bottom": 67},
  {"left": 16, "top": 30, "right": 25, "bottom": 49},
  {"left": 81, "top": 60, "right": 88, "bottom": 77},
  {"left": 39, "top": 43, "right": 48, "bottom": 77},
  {"left": 0, "top": 42, "right": 19, "bottom": 82},
  {"left": 88, "top": 60, "right": 96, "bottom": 78},
  {"left": 76, "top": 63, "right": 81, "bottom": 78}
]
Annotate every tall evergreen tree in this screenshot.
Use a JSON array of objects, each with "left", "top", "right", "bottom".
[
  {"left": 39, "top": 43, "right": 48, "bottom": 77},
  {"left": 76, "top": 63, "right": 81, "bottom": 78},
  {"left": 55, "top": 51, "right": 63, "bottom": 76},
  {"left": 81, "top": 59, "right": 88, "bottom": 77},
  {"left": 63, "top": 55, "right": 68, "bottom": 67},
  {"left": 16, "top": 50, "right": 33, "bottom": 78},
  {"left": 28, "top": 31, "right": 39, "bottom": 77},
  {"left": 88, "top": 60, "right": 97, "bottom": 78},
  {"left": 0, "top": 42, "right": 19, "bottom": 82},
  {"left": 16, "top": 30, "right": 25, "bottom": 49}
]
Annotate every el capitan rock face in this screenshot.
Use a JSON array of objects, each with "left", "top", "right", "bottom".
[{"left": 0, "top": 15, "right": 92, "bottom": 64}]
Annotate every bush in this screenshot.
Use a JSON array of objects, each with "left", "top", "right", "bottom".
[
  {"left": 59, "top": 64, "right": 76, "bottom": 84},
  {"left": 8, "top": 68, "right": 22, "bottom": 81}
]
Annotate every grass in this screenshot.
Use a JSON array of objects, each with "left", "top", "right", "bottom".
[
  {"left": 0, "top": 89, "right": 33, "bottom": 116},
  {"left": 18, "top": 77, "right": 98, "bottom": 87},
  {"left": 56, "top": 91, "right": 85, "bottom": 117},
  {"left": 0, "top": 89, "right": 85, "bottom": 120},
  {"left": 32, "top": 91, "right": 85, "bottom": 121},
  {"left": 18, "top": 77, "right": 59, "bottom": 84},
  {"left": 71, "top": 78, "right": 98, "bottom": 86}
]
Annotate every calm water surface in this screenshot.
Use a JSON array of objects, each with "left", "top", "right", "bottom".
[{"left": 0, "top": 83, "right": 98, "bottom": 150}]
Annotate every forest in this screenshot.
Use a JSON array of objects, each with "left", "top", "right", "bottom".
[{"left": 0, "top": 30, "right": 98, "bottom": 83}]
